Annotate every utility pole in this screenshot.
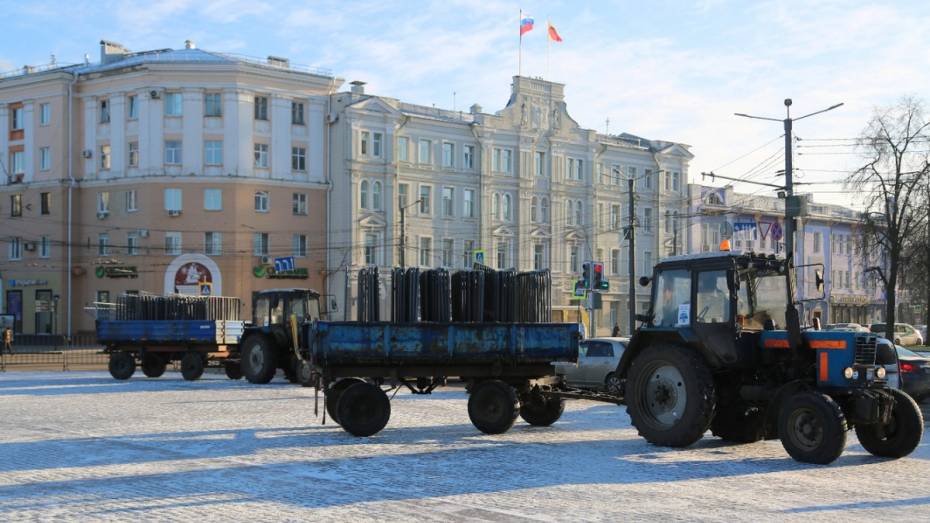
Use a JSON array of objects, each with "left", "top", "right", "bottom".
[
  {"left": 399, "top": 198, "right": 423, "bottom": 268},
  {"left": 628, "top": 177, "right": 636, "bottom": 334}
]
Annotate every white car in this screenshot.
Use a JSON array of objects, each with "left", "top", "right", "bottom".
[
  {"left": 554, "top": 337, "right": 628, "bottom": 393},
  {"left": 870, "top": 323, "right": 924, "bottom": 347}
]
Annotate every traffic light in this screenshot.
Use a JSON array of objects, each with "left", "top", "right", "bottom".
[
  {"left": 581, "top": 262, "right": 591, "bottom": 289},
  {"left": 593, "top": 262, "right": 609, "bottom": 290}
]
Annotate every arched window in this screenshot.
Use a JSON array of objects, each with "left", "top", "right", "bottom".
[
  {"left": 493, "top": 193, "right": 501, "bottom": 220},
  {"left": 541, "top": 197, "right": 549, "bottom": 223},
  {"left": 503, "top": 194, "right": 512, "bottom": 221},
  {"left": 575, "top": 200, "right": 583, "bottom": 226},
  {"left": 360, "top": 180, "right": 369, "bottom": 209},
  {"left": 566, "top": 200, "right": 573, "bottom": 225},
  {"left": 531, "top": 196, "right": 538, "bottom": 223},
  {"left": 372, "top": 181, "right": 382, "bottom": 210}
]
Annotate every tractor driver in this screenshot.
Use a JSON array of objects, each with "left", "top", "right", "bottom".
[{"left": 660, "top": 284, "right": 679, "bottom": 326}]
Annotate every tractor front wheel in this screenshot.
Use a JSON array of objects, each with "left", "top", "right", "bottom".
[
  {"left": 855, "top": 389, "right": 924, "bottom": 458},
  {"left": 778, "top": 392, "right": 847, "bottom": 464},
  {"left": 626, "top": 344, "right": 716, "bottom": 447},
  {"left": 241, "top": 336, "right": 276, "bottom": 384}
]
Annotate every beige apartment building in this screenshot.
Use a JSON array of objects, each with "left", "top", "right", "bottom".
[{"left": 0, "top": 41, "right": 337, "bottom": 336}]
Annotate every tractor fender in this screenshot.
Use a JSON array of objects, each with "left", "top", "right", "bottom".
[{"left": 617, "top": 328, "right": 724, "bottom": 380}]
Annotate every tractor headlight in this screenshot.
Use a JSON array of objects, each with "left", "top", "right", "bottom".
[
  {"left": 876, "top": 367, "right": 886, "bottom": 379},
  {"left": 844, "top": 367, "right": 854, "bottom": 379}
]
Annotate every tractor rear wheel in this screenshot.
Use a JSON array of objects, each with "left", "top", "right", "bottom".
[
  {"left": 141, "top": 353, "right": 167, "bottom": 378},
  {"left": 711, "top": 405, "right": 766, "bottom": 444},
  {"left": 224, "top": 361, "right": 243, "bottom": 380},
  {"left": 468, "top": 380, "right": 519, "bottom": 435},
  {"left": 855, "top": 388, "right": 924, "bottom": 458},
  {"left": 626, "top": 344, "right": 716, "bottom": 447},
  {"left": 326, "top": 378, "right": 364, "bottom": 425},
  {"left": 519, "top": 394, "right": 565, "bottom": 427},
  {"left": 778, "top": 392, "right": 847, "bottom": 464},
  {"left": 241, "top": 336, "right": 276, "bottom": 384},
  {"left": 108, "top": 352, "right": 135, "bottom": 380},
  {"left": 180, "top": 352, "right": 205, "bottom": 381},
  {"left": 337, "top": 382, "right": 391, "bottom": 437}
]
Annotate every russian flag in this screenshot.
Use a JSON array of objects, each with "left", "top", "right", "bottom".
[{"left": 520, "top": 14, "right": 534, "bottom": 36}]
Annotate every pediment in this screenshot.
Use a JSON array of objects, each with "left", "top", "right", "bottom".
[
  {"left": 358, "top": 213, "right": 387, "bottom": 228},
  {"left": 492, "top": 225, "right": 514, "bottom": 237},
  {"left": 656, "top": 143, "right": 694, "bottom": 160},
  {"left": 347, "top": 96, "right": 401, "bottom": 116},
  {"left": 529, "top": 226, "right": 551, "bottom": 238},
  {"left": 563, "top": 228, "right": 586, "bottom": 241}
]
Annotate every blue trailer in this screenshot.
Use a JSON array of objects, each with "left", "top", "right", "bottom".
[
  {"left": 304, "top": 320, "right": 580, "bottom": 437},
  {"left": 97, "top": 319, "right": 245, "bottom": 380}
]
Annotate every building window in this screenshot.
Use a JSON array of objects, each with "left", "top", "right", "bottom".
[
  {"left": 372, "top": 181, "right": 383, "bottom": 210},
  {"left": 565, "top": 199, "right": 572, "bottom": 226},
  {"left": 503, "top": 193, "right": 512, "bottom": 221},
  {"left": 165, "top": 140, "right": 182, "bottom": 165},
  {"left": 463, "top": 189, "right": 475, "bottom": 218},
  {"left": 419, "top": 185, "right": 431, "bottom": 214},
  {"left": 541, "top": 198, "right": 549, "bottom": 223},
  {"left": 419, "top": 237, "right": 432, "bottom": 267},
  {"left": 96, "top": 290, "right": 111, "bottom": 304},
  {"left": 96, "top": 191, "right": 110, "bottom": 213},
  {"left": 442, "top": 239, "right": 454, "bottom": 267},
  {"left": 164, "top": 92, "right": 182, "bottom": 116},
  {"left": 127, "top": 95, "right": 138, "bottom": 120},
  {"left": 254, "top": 96, "right": 268, "bottom": 120},
  {"left": 253, "top": 232, "right": 269, "bottom": 256},
  {"left": 8, "top": 237, "right": 22, "bottom": 260},
  {"left": 531, "top": 197, "right": 539, "bottom": 222},
  {"left": 673, "top": 171, "right": 681, "bottom": 191},
  {"left": 494, "top": 193, "right": 501, "bottom": 220},
  {"left": 40, "top": 147, "right": 51, "bottom": 171},
  {"left": 534, "top": 243, "right": 545, "bottom": 270},
  {"left": 125, "top": 190, "right": 137, "bottom": 212},
  {"left": 643, "top": 208, "right": 653, "bottom": 232},
  {"left": 398, "top": 183, "right": 409, "bottom": 209},
  {"left": 40, "top": 192, "right": 51, "bottom": 215},
  {"left": 496, "top": 241, "right": 509, "bottom": 269},
  {"left": 644, "top": 251, "right": 653, "bottom": 275},
  {"left": 291, "top": 101, "right": 305, "bottom": 125},
  {"left": 126, "top": 233, "right": 139, "bottom": 256},
  {"left": 373, "top": 132, "right": 383, "bottom": 157},
  {"left": 293, "top": 234, "right": 307, "bottom": 257},
  {"left": 205, "top": 232, "right": 222, "bottom": 255},
  {"left": 464, "top": 145, "right": 475, "bottom": 170},
  {"left": 205, "top": 93, "right": 222, "bottom": 117},
  {"left": 204, "top": 188, "right": 222, "bottom": 211},
  {"left": 292, "top": 146, "right": 306, "bottom": 171},
  {"left": 442, "top": 187, "right": 454, "bottom": 217},
  {"left": 611, "top": 249, "right": 620, "bottom": 275},
  {"left": 397, "top": 136, "right": 409, "bottom": 162},
  {"left": 128, "top": 141, "right": 139, "bottom": 167},
  {"left": 575, "top": 200, "right": 583, "bottom": 226},
  {"left": 360, "top": 131, "right": 369, "bottom": 156},
  {"left": 535, "top": 151, "right": 545, "bottom": 176},
  {"left": 205, "top": 140, "right": 223, "bottom": 165},
  {"left": 360, "top": 180, "right": 369, "bottom": 209},
  {"left": 493, "top": 148, "right": 513, "bottom": 174},
  {"left": 99, "top": 99, "right": 110, "bottom": 123},
  {"left": 463, "top": 240, "right": 475, "bottom": 268},
  {"left": 442, "top": 142, "right": 454, "bottom": 168},
  {"left": 39, "top": 235, "right": 50, "bottom": 258},
  {"left": 10, "top": 106, "right": 23, "bottom": 130},
  {"left": 612, "top": 205, "right": 622, "bottom": 230},
  {"left": 254, "top": 143, "right": 269, "bottom": 168},
  {"left": 418, "top": 139, "right": 432, "bottom": 164},
  {"left": 363, "top": 233, "right": 379, "bottom": 265},
  {"left": 164, "top": 188, "right": 182, "bottom": 212},
  {"left": 98, "top": 233, "right": 110, "bottom": 255},
  {"left": 11, "top": 151, "right": 24, "bottom": 174},
  {"left": 813, "top": 232, "right": 822, "bottom": 253},
  {"left": 39, "top": 103, "right": 51, "bottom": 125},
  {"left": 165, "top": 232, "right": 182, "bottom": 255},
  {"left": 254, "top": 191, "right": 269, "bottom": 212},
  {"left": 100, "top": 144, "right": 111, "bottom": 170},
  {"left": 644, "top": 169, "right": 653, "bottom": 189},
  {"left": 293, "top": 193, "right": 308, "bottom": 215}
]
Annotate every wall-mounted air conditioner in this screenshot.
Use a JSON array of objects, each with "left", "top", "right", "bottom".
[
  {"left": 167, "top": 209, "right": 182, "bottom": 217},
  {"left": 97, "top": 211, "right": 109, "bottom": 219},
  {"left": 260, "top": 255, "right": 272, "bottom": 264},
  {"left": 149, "top": 89, "right": 161, "bottom": 99},
  {"left": 81, "top": 149, "right": 93, "bottom": 159},
  {"left": 7, "top": 173, "right": 23, "bottom": 184},
  {"left": 138, "top": 229, "right": 149, "bottom": 238},
  {"left": 23, "top": 242, "right": 36, "bottom": 252}
]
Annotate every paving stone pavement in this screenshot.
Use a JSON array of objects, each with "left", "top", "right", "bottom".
[{"left": 1, "top": 371, "right": 929, "bottom": 521}]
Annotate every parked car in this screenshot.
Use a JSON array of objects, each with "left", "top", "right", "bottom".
[
  {"left": 875, "top": 338, "right": 901, "bottom": 391},
  {"left": 915, "top": 324, "right": 927, "bottom": 342},
  {"left": 896, "top": 345, "right": 930, "bottom": 401},
  {"left": 869, "top": 323, "right": 924, "bottom": 346},
  {"left": 824, "top": 322, "right": 869, "bottom": 333},
  {"left": 553, "top": 337, "right": 627, "bottom": 393}
]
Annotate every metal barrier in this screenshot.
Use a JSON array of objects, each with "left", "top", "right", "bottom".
[
  {"left": 357, "top": 266, "right": 381, "bottom": 322},
  {"left": 0, "top": 342, "right": 108, "bottom": 372}
]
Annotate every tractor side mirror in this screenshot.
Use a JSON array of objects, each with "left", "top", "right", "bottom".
[
  {"left": 815, "top": 269, "right": 825, "bottom": 293},
  {"left": 639, "top": 276, "right": 651, "bottom": 287}
]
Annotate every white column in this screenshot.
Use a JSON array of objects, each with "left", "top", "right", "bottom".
[
  {"left": 222, "top": 90, "right": 239, "bottom": 174},
  {"left": 182, "top": 89, "right": 203, "bottom": 174},
  {"left": 0, "top": 104, "right": 8, "bottom": 177},
  {"left": 140, "top": 92, "right": 163, "bottom": 174},
  {"left": 271, "top": 95, "right": 290, "bottom": 179},
  {"left": 235, "top": 91, "right": 253, "bottom": 176},
  {"left": 109, "top": 94, "right": 126, "bottom": 176},
  {"left": 23, "top": 102, "right": 35, "bottom": 182},
  {"left": 308, "top": 97, "right": 326, "bottom": 183},
  {"left": 83, "top": 97, "right": 96, "bottom": 177}
]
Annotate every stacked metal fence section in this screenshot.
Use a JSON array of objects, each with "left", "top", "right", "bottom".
[
  {"left": 419, "top": 268, "right": 452, "bottom": 322},
  {"left": 451, "top": 270, "right": 486, "bottom": 322},
  {"left": 114, "top": 294, "right": 241, "bottom": 321},
  {"left": 357, "top": 266, "right": 381, "bottom": 322},
  {"left": 391, "top": 268, "right": 420, "bottom": 323}
]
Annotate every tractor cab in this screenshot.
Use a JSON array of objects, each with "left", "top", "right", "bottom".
[{"left": 250, "top": 288, "right": 322, "bottom": 350}]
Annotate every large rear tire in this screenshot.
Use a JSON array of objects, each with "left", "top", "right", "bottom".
[
  {"left": 855, "top": 388, "right": 924, "bottom": 458},
  {"left": 626, "top": 344, "right": 716, "bottom": 447},
  {"left": 180, "top": 352, "right": 205, "bottom": 381},
  {"left": 519, "top": 394, "right": 565, "bottom": 427},
  {"left": 108, "top": 352, "right": 135, "bottom": 380},
  {"left": 140, "top": 353, "right": 167, "bottom": 378},
  {"left": 337, "top": 382, "right": 391, "bottom": 437},
  {"left": 468, "top": 380, "right": 519, "bottom": 435},
  {"left": 326, "top": 378, "right": 364, "bottom": 425},
  {"left": 778, "top": 392, "right": 847, "bottom": 464},
  {"left": 241, "top": 335, "right": 276, "bottom": 384}
]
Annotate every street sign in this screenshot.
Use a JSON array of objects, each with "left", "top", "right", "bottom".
[
  {"left": 474, "top": 249, "right": 486, "bottom": 265},
  {"left": 274, "top": 256, "right": 295, "bottom": 272}
]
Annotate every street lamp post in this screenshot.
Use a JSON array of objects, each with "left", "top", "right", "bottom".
[{"left": 399, "top": 199, "right": 423, "bottom": 268}]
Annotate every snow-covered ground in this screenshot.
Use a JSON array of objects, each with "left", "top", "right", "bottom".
[{"left": 0, "top": 371, "right": 928, "bottom": 522}]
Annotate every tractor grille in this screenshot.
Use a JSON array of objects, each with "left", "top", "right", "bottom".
[{"left": 854, "top": 335, "right": 878, "bottom": 365}]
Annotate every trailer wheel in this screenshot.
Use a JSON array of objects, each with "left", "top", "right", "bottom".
[
  {"left": 180, "top": 352, "right": 205, "bottom": 381},
  {"left": 778, "top": 392, "right": 847, "bottom": 464},
  {"left": 337, "top": 382, "right": 391, "bottom": 437},
  {"left": 108, "top": 352, "right": 135, "bottom": 380},
  {"left": 468, "top": 380, "right": 519, "bottom": 435},
  {"left": 241, "top": 335, "right": 276, "bottom": 384},
  {"left": 297, "top": 360, "right": 313, "bottom": 387},
  {"left": 711, "top": 405, "right": 766, "bottom": 444},
  {"left": 519, "top": 394, "right": 565, "bottom": 427},
  {"left": 626, "top": 344, "right": 716, "bottom": 447},
  {"left": 224, "top": 361, "right": 243, "bottom": 380},
  {"left": 326, "top": 378, "right": 364, "bottom": 425},
  {"left": 141, "top": 353, "right": 167, "bottom": 378},
  {"left": 284, "top": 355, "right": 300, "bottom": 384},
  {"left": 855, "top": 388, "right": 924, "bottom": 458}
]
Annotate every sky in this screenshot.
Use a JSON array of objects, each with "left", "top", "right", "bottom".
[{"left": 3, "top": 0, "right": 930, "bottom": 208}]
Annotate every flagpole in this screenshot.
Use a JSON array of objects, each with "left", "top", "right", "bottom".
[
  {"left": 518, "top": 9, "right": 523, "bottom": 77},
  {"left": 546, "top": 18, "right": 550, "bottom": 80}
]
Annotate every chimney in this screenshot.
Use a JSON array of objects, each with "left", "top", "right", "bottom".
[
  {"left": 99, "top": 40, "right": 130, "bottom": 64},
  {"left": 267, "top": 55, "right": 290, "bottom": 68},
  {"left": 350, "top": 80, "right": 366, "bottom": 95},
  {"left": 470, "top": 103, "right": 482, "bottom": 115},
  {"left": 184, "top": 39, "right": 195, "bottom": 49}
]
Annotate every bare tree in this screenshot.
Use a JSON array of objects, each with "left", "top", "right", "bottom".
[{"left": 849, "top": 96, "right": 930, "bottom": 339}]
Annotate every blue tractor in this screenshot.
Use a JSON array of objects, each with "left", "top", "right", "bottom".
[{"left": 618, "top": 251, "right": 923, "bottom": 464}]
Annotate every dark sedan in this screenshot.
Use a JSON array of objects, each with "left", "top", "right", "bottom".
[{"left": 897, "top": 346, "right": 930, "bottom": 401}]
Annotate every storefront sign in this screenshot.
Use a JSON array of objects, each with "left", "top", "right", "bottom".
[
  {"left": 175, "top": 262, "right": 213, "bottom": 295},
  {"left": 8, "top": 279, "right": 48, "bottom": 287},
  {"left": 830, "top": 295, "right": 871, "bottom": 306},
  {"left": 95, "top": 266, "right": 139, "bottom": 279},
  {"left": 253, "top": 265, "right": 309, "bottom": 279}
]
